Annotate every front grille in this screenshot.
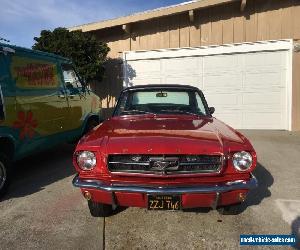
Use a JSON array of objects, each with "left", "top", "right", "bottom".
[{"left": 107, "top": 154, "right": 223, "bottom": 175}]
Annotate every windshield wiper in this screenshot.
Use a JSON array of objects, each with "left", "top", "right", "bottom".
[
  {"left": 121, "top": 110, "right": 156, "bottom": 115},
  {"left": 160, "top": 110, "right": 202, "bottom": 116}
]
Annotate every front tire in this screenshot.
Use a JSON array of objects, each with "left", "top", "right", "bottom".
[
  {"left": 88, "top": 200, "right": 113, "bottom": 217},
  {"left": 0, "top": 153, "right": 11, "bottom": 199}
]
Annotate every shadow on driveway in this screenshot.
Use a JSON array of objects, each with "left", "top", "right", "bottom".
[
  {"left": 1, "top": 143, "right": 75, "bottom": 201},
  {"left": 292, "top": 216, "right": 300, "bottom": 249},
  {"left": 245, "top": 162, "right": 274, "bottom": 207}
]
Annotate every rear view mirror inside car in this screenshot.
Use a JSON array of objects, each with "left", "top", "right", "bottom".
[{"left": 156, "top": 92, "right": 168, "bottom": 97}]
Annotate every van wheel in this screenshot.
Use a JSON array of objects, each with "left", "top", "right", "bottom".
[
  {"left": 0, "top": 153, "right": 11, "bottom": 199},
  {"left": 88, "top": 200, "right": 113, "bottom": 217},
  {"left": 85, "top": 118, "right": 99, "bottom": 134}
]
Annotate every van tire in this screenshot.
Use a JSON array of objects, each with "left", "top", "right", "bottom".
[
  {"left": 88, "top": 200, "right": 113, "bottom": 217},
  {"left": 0, "top": 153, "right": 11, "bottom": 199}
]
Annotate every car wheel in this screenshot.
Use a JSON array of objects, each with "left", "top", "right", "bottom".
[
  {"left": 217, "top": 203, "right": 244, "bottom": 215},
  {"left": 88, "top": 200, "right": 113, "bottom": 217},
  {"left": 0, "top": 153, "right": 11, "bottom": 199}
]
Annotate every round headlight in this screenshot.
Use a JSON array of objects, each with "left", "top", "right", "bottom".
[
  {"left": 232, "top": 151, "right": 252, "bottom": 171},
  {"left": 77, "top": 151, "right": 97, "bottom": 170}
]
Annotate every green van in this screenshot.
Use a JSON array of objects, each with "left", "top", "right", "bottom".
[{"left": 0, "top": 43, "right": 102, "bottom": 197}]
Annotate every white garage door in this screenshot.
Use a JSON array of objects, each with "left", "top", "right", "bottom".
[{"left": 123, "top": 40, "right": 293, "bottom": 130}]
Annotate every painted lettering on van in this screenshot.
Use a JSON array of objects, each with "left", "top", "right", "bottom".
[
  {"left": 11, "top": 56, "right": 59, "bottom": 89},
  {"left": 15, "top": 64, "right": 55, "bottom": 86}
]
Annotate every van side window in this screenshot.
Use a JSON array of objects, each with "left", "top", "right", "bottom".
[
  {"left": 62, "top": 65, "right": 83, "bottom": 95},
  {"left": 0, "top": 85, "right": 4, "bottom": 120}
]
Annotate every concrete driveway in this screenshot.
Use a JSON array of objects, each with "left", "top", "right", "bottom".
[{"left": 0, "top": 131, "right": 299, "bottom": 250}]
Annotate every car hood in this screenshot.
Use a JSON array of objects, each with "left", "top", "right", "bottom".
[{"left": 81, "top": 115, "right": 252, "bottom": 155}]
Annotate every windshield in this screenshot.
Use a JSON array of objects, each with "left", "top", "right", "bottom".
[
  {"left": 114, "top": 89, "right": 208, "bottom": 117},
  {"left": 62, "top": 64, "right": 83, "bottom": 94}
]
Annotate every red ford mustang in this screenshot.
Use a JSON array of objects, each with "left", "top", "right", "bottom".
[{"left": 73, "top": 85, "right": 258, "bottom": 217}]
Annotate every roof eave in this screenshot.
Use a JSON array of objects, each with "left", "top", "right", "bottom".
[{"left": 69, "top": 0, "right": 238, "bottom": 32}]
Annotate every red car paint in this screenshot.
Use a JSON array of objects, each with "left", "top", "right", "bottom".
[{"left": 73, "top": 112, "right": 257, "bottom": 209}]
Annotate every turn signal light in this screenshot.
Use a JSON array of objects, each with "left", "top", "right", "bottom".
[
  {"left": 238, "top": 192, "right": 247, "bottom": 202},
  {"left": 83, "top": 191, "right": 92, "bottom": 200}
]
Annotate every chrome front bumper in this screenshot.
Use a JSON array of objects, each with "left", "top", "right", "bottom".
[{"left": 72, "top": 174, "right": 258, "bottom": 195}]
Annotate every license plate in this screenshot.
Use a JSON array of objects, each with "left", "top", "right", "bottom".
[{"left": 148, "top": 195, "right": 181, "bottom": 210}]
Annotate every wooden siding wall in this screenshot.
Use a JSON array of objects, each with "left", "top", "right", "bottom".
[
  {"left": 95, "top": 0, "right": 300, "bottom": 58},
  {"left": 91, "top": 0, "right": 300, "bottom": 129}
]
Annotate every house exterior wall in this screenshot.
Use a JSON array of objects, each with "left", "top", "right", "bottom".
[{"left": 87, "top": 0, "right": 300, "bottom": 129}]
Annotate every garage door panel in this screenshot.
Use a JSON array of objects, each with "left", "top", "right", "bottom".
[
  {"left": 203, "top": 74, "right": 243, "bottom": 91},
  {"left": 164, "top": 76, "right": 202, "bottom": 87},
  {"left": 127, "top": 60, "right": 161, "bottom": 77},
  {"left": 206, "top": 93, "right": 240, "bottom": 106},
  {"left": 244, "top": 51, "right": 287, "bottom": 68},
  {"left": 131, "top": 77, "right": 162, "bottom": 85},
  {"left": 242, "top": 92, "right": 283, "bottom": 105},
  {"left": 163, "top": 57, "right": 202, "bottom": 75},
  {"left": 204, "top": 54, "right": 243, "bottom": 73},
  {"left": 244, "top": 71, "right": 286, "bottom": 90},
  {"left": 244, "top": 67, "right": 287, "bottom": 73}
]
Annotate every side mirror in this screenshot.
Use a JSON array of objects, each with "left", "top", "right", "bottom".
[{"left": 209, "top": 107, "right": 215, "bottom": 115}]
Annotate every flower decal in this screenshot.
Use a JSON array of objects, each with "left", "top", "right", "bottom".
[{"left": 13, "top": 111, "right": 38, "bottom": 139}]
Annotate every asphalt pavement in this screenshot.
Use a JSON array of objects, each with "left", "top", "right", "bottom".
[{"left": 0, "top": 131, "right": 299, "bottom": 250}]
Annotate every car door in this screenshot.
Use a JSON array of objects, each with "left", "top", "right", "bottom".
[
  {"left": 61, "top": 64, "right": 85, "bottom": 131},
  {"left": 10, "top": 53, "right": 70, "bottom": 155}
]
